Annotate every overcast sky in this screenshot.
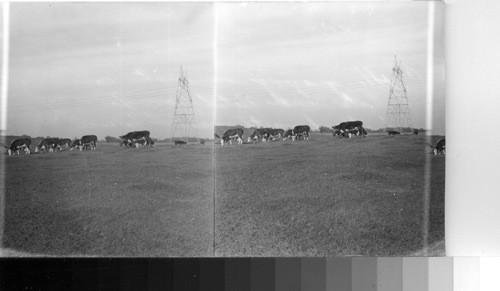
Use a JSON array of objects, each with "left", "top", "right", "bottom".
[
  {"left": 4, "top": 2, "right": 444, "bottom": 139},
  {"left": 6, "top": 3, "right": 214, "bottom": 139},
  {"left": 216, "top": 2, "right": 445, "bottom": 134}
]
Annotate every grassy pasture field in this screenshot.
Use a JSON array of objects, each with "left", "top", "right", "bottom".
[
  {"left": 1, "top": 133, "right": 444, "bottom": 257},
  {"left": 215, "top": 133, "right": 445, "bottom": 256},
  {"left": 1, "top": 143, "right": 214, "bottom": 257}
]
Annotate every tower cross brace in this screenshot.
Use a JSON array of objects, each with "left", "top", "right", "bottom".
[
  {"left": 384, "top": 55, "right": 413, "bottom": 133},
  {"left": 171, "top": 66, "right": 197, "bottom": 142}
]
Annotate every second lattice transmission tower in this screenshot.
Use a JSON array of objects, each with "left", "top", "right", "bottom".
[
  {"left": 384, "top": 55, "right": 413, "bottom": 133},
  {"left": 171, "top": 66, "right": 197, "bottom": 141}
]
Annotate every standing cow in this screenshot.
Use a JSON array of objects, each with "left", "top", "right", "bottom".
[
  {"left": 3, "top": 138, "right": 31, "bottom": 156},
  {"left": 55, "top": 138, "right": 72, "bottom": 151},
  {"left": 119, "top": 131, "right": 152, "bottom": 148},
  {"left": 70, "top": 139, "right": 83, "bottom": 151},
  {"left": 268, "top": 128, "right": 285, "bottom": 141},
  {"left": 293, "top": 125, "right": 310, "bottom": 141},
  {"left": 221, "top": 128, "right": 244, "bottom": 145},
  {"left": 81, "top": 135, "right": 97, "bottom": 150},
  {"left": 332, "top": 121, "right": 367, "bottom": 138},
  {"left": 283, "top": 129, "right": 295, "bottom": 140},
  {"left": 428, "top": 138, "right": 446, "bottom": 155},
  {"left": 35, "top": 138, "right": 59, "bottom": 153},
  {"left": 247, "top": 128, "right": 272, "bottom": 143}
]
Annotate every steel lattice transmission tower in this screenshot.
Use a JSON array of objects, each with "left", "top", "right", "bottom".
[
  {"left": 384, "top": 55, "right": 413, "bottom": 133},
  {"left": 170, "top": 66, "right": 197, "bottom": 142}
]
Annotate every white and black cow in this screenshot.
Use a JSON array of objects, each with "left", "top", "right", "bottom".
[
  {"left": 55, "top": 138, "right": 72, "bottom": 151},
  {"left": 131, "top": 138, "right": 152, "bottom": 147},
  {"left": 120, "top": 131, "right": 152, "bottom": 148},
  {"left": 332, "top": 121, "right": 367, "bottom": 138},
  {"left": 283, "top": 129, "right": 295, "bottom": 140},
  {"left": 342, "top": 129, "right": 360, "bottom": 138},
  {"left": 221, "top": 128, "right": 244, "bottom": 145},
  {"left": 293, "top": 125, "right": 310, "bottom": 141},
  {"left": 4, "top": 138, "right": 31, "bottom": 156},
  {"left": 247, "top": 128, "right": 272, "bottom": 143},
  {"left": 267, "top": 128, "right": 285, "bottom": 141},
  {"left": 81, "top": 135, "right": 98, "bottom": 150},
  {"left": 35, "top": 138, "right": 59, "bottom": 153},
  {"left": 388, "top": 130, "right": 401, "bottom": 136},
  {"left": 428, "top": 138, "right": 446, "bottom": 156},
  {"left": 70, "top": 139, "right": 83, "bottom": 151}
]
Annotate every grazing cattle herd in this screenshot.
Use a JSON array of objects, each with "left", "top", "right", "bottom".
[{"left": 3, "top": 122, "right": 445, "bottom": 156}]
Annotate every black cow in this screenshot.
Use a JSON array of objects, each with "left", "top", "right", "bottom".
[
  {"left": 413, "top": 129, "right": 419, "bottom": 135},
  {"left": 388, "top": 130, "right": 401, "bottom": 136},
  {"left": 175, "top": 140, "right": 187, "bottom": 145},
  {"left": 4, "top": 138, "right": 31, "bottom": 156},
  {"left": 268, "top": 129, "right": 285, "bottom": 141},
  {"left": 332, "top": 121, "right": 367, "bottom": 138},
  {"left": 35, "top": 138, "right": 59, "bottom": 153},
  {"left": 248, "top": 128, "right": 272, "bottom": 143},
  {"left": 81, "top": 135, "right": 97, "bottom": 150},
  {"left": 221, "top": 128, "right": 244, "bottom": 145},
  {"left": 293, "top": 125, "right": 310, "bottom": 141},
  {"left": 430, "top": 138, "right": 446, "bottom": 156}
]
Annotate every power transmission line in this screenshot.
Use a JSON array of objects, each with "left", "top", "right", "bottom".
[
  {"left": 384, "top": 55, "right": 413, "bottom": 133},
  {"left": 170, "top": 66, "right": 197, "bottom": 142}
]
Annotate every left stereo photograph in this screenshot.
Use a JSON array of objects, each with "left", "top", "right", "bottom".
[{"left": 1, "top": 2, "right": 216, "bottom": 257}]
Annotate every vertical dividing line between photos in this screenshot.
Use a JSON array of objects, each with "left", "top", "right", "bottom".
[
  {"left": 423, "top": 1, "right": 435, "bottom": 256},
  {"left": 0, "top": 1, "right": 11, "bottom": 246},
  {"left": 212, "top": 2, "right": 218, "bottom": 257}
]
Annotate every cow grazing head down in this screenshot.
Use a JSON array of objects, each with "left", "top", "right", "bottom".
[
  {"left": 119, "top": 131, "right": 153, "bottom": 148},
  {"left": 433, "top": 139, "right": 446, "bottom": 155},
  {"left": 221, "top": 128, "right": 244, "bottom": 145},
  {"left": 35, "top": 138, "right": 59, "bottom": 153},
  {"left": 4, "top": 138, "right": 31, "bottom": 156},
  {"left": 292, "top": 125, "right": 310, "bottom": 141},
  {"left": 70, "top": 139, "right": 83, "bottom": 151},
  {"left": 267, "top": 129, "right": 285, "bottom": 141},
  {"left": 247, "top": 128, "right": 272, "bottom": 143},
  {"left": 283, "top": 129, "right": 295, "bottom": 140},
  {"left": 332, "top": 121, "right": 367, "bottom": 138},
  {"left": 426, "top": 138, "right": 446, "bottom": 156}
]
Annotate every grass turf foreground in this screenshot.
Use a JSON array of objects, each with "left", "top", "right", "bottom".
[
  {"left": 2, "top": 143, "right": 214, "bottom": 257},
  {"left": 2, "top": 134, "right": 444, "bottom": 257},
  {"left": 215, "top": 133, "right": 445, "bottom": 256}
]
